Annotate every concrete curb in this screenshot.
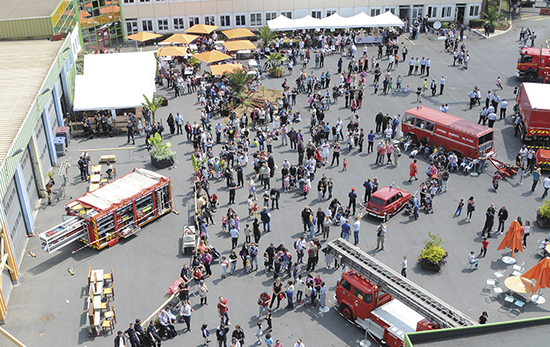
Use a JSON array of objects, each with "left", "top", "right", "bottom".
[{"left": 472, "top": 16, "right": 514, "bottom": 39}]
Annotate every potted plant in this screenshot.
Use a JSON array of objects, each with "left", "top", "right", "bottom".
[
  {"left": 148, "top": 132, "right": 175, "bottom": 169},
  {"left": 537, "top": 200, "right": 550, "bottom": 228},
  {"left": 418, "top": 232, "right": 448, "bottom": 272}
]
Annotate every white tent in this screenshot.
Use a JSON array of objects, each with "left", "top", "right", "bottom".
[
  {"left": 73, "top": 52, "right": 157, "bottom": 111},
  {"left": 292, "top": 15, "right": 322, "bottom": 30},
  {"left": 320, "top": 13, "right": 350, "bottom": 29},
  {"left": 267, "top": 15, "right": 295, "bottom": 31},
  {"left": 373, "top": 11, "right": 405, "bottom": 27},
  {"left": 349, "top": 12, "right": 375, "bottom": 28}
]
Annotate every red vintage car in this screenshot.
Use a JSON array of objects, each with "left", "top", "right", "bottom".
[{"left": 366, "top": 187, "right": 411, "bottom": 219}]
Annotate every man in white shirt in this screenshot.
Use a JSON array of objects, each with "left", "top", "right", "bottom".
[
  {"left": 542, "top": 176, "right": 550, "bottom": 198},
  {"left": 468, "top": 251, "right": 479, "bottom": 269},
  {"left": 175, "top": 113, "right": 183, "bottom": 134},
  {"left": 353, "top": 217, "right": 361, "bottom": 246},
  {"left": 500, "top": 99, "right": 508, "bottom": 119},
  {"left": 294, "top": 339, "right": 306, "bottom": 347}
]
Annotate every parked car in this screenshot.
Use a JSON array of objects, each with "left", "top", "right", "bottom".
[{"left": 366, "top": 187, "right": 411, "bottom": 220}]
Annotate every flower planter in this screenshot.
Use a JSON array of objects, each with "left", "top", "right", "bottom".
[
  {"left": 151, "top": 155, "right": 175, "bottom": 169},
  {"left": 421, "top": 261, "right": 442, "bottom": 272},
  {"left": 537, "top": 211, "right": 550, "bottom": 228}
]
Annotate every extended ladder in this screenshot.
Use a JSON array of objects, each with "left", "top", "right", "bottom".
[
  {"left": 39, "top": 216, "right": 88, "bottom": 253},
  {"left": 325, "top": 238, "right": 478, "bottom": 329}
]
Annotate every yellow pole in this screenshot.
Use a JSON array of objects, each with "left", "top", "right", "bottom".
[{"left": 0, "top": 327, "right": 27, "bottom": 347}]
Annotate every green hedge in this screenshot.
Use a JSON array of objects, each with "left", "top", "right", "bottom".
[{"left": 469, "top": 19, "right": 485, "bottom": 28}]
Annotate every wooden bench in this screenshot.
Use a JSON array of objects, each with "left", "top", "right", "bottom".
[{"left": 99, "top": 155, "right": 116, "bottom": 163}]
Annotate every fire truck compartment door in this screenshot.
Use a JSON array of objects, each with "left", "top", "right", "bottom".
[{"left": 359, "top": 317, "right": 385, "bottom": 340}]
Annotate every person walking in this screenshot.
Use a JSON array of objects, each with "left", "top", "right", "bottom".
[
  {"left": 217, "top": 296, "right": 230, "bottom": 326},
  {"left": 496, "top": 205, "right": 508, "bottom": 234},
  {"left": 375, "top": 223, "right": 386, "bottom": 250},
  {"left": 400, "top": 256, "right": 407, "bottom": 277},
  {"left": 543, "top": 175, "right": 550, "bottom": 199},
  {"left": 257, "top": 291, "right": 271, "bottom": 318},
  {"left": 466, "top": 196, "right": 476, "bottom": 223},
  {"left": 409, "top": 159, "right": 418, "bottom": 181},
  {"left": 532, "top": 167, "right": 541, "bottom": 192},
  {"left": 479, "top": 238, "right": 489, "bottom": 257}
]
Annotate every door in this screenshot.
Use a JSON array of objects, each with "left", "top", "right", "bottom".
[
  {"left": 2, "top": 179, "right": 28, "bottom": 260},
  {"left": 456, "top": 4, "right": 466, "bottom": 24},
  {"left": 399, "top": 6, "right": 411, "bottom": 21},
  {"left": 97, "top": 28, "right": 110, "bottom": 47},
  {"left": 20, "top": 147, "right": 39, "bottom": 211},
  {"left": 46, "top": 98, "right": 58, "bottom": 136},
  {"left": 35, "top": 116, "right": 52, "bottom": 173}
]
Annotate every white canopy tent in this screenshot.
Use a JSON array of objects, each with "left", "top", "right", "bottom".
[
  {"left": 73, "top": 52, "right": 157, "bottom": 111},
  {"left": 267, "top": 11, "right": 403, "bottom": 31}
]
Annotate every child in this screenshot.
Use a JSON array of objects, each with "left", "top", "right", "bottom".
[
  {"left": 252, "top": 203, "right": 259, "bottom": 220},
  {"left": 221, "top": 256, "right": 228, "bottom": 278},
  {"left": 255, "top": 322, "right": 263, "bottom": 345},
  {"left": 265, "top": 333, "right": 274, "bottom": 347},
  {"left": 343, "top": 158, "right": 348, "bottom": 171},
  {"left": 374, "top": 81, "right": 379, "bottom": 94},
  {"left": 296, "top": 274, "right": 305, "bottom": 303},
  {"left": 517, "top": 166, "right": 525, "bottom": 185},
  {"left": 245, "top": 254, "right": 252, "bottom": 273},
  {"left": 202, "top": 323, "right": 210, "bottom": 345},
  {"left": 496, "top": 77, "right": 503, "bottom": 90},
  {"left": 221, "top": 216, "right": 228, "bottom": 232},
  {"left": 292, "top": 262, "right": 299, "bottom": 282},
  {"left": 275, "top": 340, "right": 283, "bottom": 347},
  {"left": 244, "top": 224, "right": 252, "bottom": 243},
  {"left": 264, "top": 252, "right": 270, "bottom": 274},
  {"left": 479, "top": 238, "right": 489, "bottom": 257},
  {"left": 265, "top": 309, "right": 272, "bottom": 331}
]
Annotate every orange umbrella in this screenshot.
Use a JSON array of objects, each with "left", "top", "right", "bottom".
[
  {"left": 223, "top": 40, "right": 256, "bottom": 51},
  {"left": 210, "top": 64, "right": 243, "bottom": 75},
  {"left": 222, "top": 28, "right": 255, "bottom": 39},
  {"left": 162, "top": 34, "right": 199, "bottom": 44},
  {"left": 186, "top": 24, "right": 218, "bottom": 35},
  {"left": 194, "top": 51, "right": 232, "bottom": 63},
  {"left": 497, "top": 220, "right": 524, "bottom": 258},
  {"left": 522, "top": 257, "right": 550, "bottom": 296},
  {"left": 157, "top": 46, "right": 188, "bottom": 57},
  {"left": 125, "top": 32, "right": 162, "bottom": 42}
]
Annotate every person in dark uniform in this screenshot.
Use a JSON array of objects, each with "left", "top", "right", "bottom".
[
  {"left": 78, "top": 156, "right": 87, "bottom": 181},
  {"left": 146, "top": 320, "right": 162, "bottom": 347},
  {"left": 228, "top": 179, "right": 237, "bottom": 204},
  {"left": 348, "top": 188, "right": 357, "bottom": 215},
  {"left": 127, "top": 120, "right": 135, "bottom": 145},
  {"left": 124, "top": 323, "right": 141, "bottom": 347}
]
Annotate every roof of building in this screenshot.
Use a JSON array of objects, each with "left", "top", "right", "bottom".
[
  {"left": 406, "top": 316, "right": 550, "bottom": 347},
  {"left": 0, "top": 39, "right": 64, "bottom": 165},
  {"left": 0, "top": 0, "right": 60, "bottom": 20}
]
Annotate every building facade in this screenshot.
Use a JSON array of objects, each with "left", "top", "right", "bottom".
[
  {"left": 77, "top": 0, "right": 125, "bottom": 48},
  {"left": 120, "top": 0, "right": 483, "bottom": 36}
]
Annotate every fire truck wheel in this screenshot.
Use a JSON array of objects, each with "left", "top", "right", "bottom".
[
  {"left": 339, "top": 304, "right": 354, "bottom": 321},
  {"left": 526, "top": 72, "right": 537, "bottom": 82}
]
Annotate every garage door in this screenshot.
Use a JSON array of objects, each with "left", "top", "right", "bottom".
[
  {"left": 20, "top": 147, "right": 39, "bottom": 211},
  {"left": 35, "top": 116, "right": 52, "bottom": 171},
  {"left": 46, "top": 97, "right": 58, "bottom": 136},
  {"left": 2, "top": 179, "right": 28, "bottom": 260}
]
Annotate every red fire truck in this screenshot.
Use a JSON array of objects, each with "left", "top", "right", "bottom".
[
  {"left": 516, "top": 47, "right": 550, "bottom": 82},
  {"left": 515, "top": 83, "right": 550, "bottom": 144},
  {"left": 325, "top": 239, "right": 477, "bottom": 347},
  {"left": 401, "top": 107, "right": 494, "bottom": 159}
]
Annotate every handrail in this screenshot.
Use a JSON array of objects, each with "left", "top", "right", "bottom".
[{"left": 140, "top": 293, "right": 176, "bottom": 328}]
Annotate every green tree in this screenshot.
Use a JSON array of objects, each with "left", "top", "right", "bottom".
[
  {"left": 225, "top": 68, "right": 253, "bottom": 98},
  {"left": 257, "top": 26, "right": 275, "bottom": 47},
  {"left": 142, "top": 94, "right": 165, "bottom": 124},
  {"left": 266, "top": 52, "right": 286, "bottom": 68},
  {"left": 481, "top": 0, "right": 504, "bottom": 29}
]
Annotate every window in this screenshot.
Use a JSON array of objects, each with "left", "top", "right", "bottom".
[
  {"left": 412, "top": 5, "right": 424, "bottom": 19},
  {"left": 235, "top": 14, "right": 246, "bottom": 26},
  {"left": 469, "top": 4, "right": 480, "bottom": 17},
  {"left": 157, "top": 18, "right": 169, "bottom": 31},
  {"left": 281, "top": 11, "right": 292, "bottom": 19},
  {"left": 250, "top": 13, "right": 262, "bottom": 26},
  {"left": 425, "top": 121, "right": 435, "bottom": 132},
  {"left": 220, "top": 14, "right": 230, "bottom": 27},
  {"left": 204, "top": 15, "right": 215, "bottom": 26},
  {"left": 353, "top": 287, "right": 365, "bottom": 301},
  {"left": 173, "top": 17, "right": 185, "bottom": 30},
  {"left": 404, "top": 114, "right": 415, "bottom": 125},
  {"left": 126, "top": 19, "right": 138, "bottom": 34},
  {"left": 188, "top": 16, "right": 199, "bottom": 28},
  {"left": 123, "top": 0, "right": 135, "bottom": 4},
  {"left": 521, "top": 55, "right": 533, "bottom": 63},
  {"left": 311, "top": 10, "right": 322, "bottom": 19},
  {"left": 426, "top": 5, "right": 439, "bottom": 18},
  {"left": 326, "top": 9, "right": 336, "bottom": 17},
  {"left": 141, "top": 19, "right": 153, "bottom": 32},
  {"left": 415, "top": 118, "right": 425, "bottom": 128},
  {"left": 340, "top": 279, "right": 351, "bottom": 291},
  {"left": 139, "top": 0, "right": 150, "bottom": 3},
  {"left": 384, "top": 6, "right": 396, "bottom": 15},
  {"left": 370, "top": 7, "right": 381, "bottom": 16},
  {"left": 441, "top": 5, "right": 453, "bottom": 18},
  {"left": 265, "top": 12, "right": 277, "bottom": 21}
]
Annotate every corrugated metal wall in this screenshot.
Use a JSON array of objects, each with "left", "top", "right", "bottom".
[{"left": 0, "top": 17, "right": 53, "bottom": 40}]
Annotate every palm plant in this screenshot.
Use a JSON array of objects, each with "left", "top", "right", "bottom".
[
  {"left": 142, "top": 94, "right": 165, "bottom": 124},
  {"left": 266, "top": 52, "right": 286, "bottom": 68},
  {"left": 257, "top": 26, "right": 275, "bottom": 47},
  {"left": 481, "top": 0, "right": 504, "bottom": 29},
  {"left": 225, "top": 68, "right": 253, "bottom": 99}
]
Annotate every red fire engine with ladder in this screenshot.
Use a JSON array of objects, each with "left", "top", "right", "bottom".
[{"left": 324, "top": 238, "right": 478, "bottom": 347}]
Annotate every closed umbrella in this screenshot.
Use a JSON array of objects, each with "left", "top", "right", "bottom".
[
  {"left": 194, "top": 51, "right": 232, "bottom": 63},
  {"left": 497, "top": 220, "right": 524, "bottom": 261},
  {"left": 521, "top": 257, "right": 550, "bottom": 303}
]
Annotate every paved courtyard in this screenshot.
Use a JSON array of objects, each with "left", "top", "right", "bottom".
[{"left": 1, "top": 8, "right": 550, "bottom": 347}]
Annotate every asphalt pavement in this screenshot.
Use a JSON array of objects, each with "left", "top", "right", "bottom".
[{"left": 1, "top": 10, "right": 550, "bottom": 347}]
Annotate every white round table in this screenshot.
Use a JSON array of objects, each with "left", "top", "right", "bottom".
[
  {"left": 532, "top": 295, "right": 546, "bottom": 304},
  {"left": 502, "top": 256, "right": 516, "bottom": 265}
]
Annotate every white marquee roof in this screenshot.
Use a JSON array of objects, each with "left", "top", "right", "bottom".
[{"left": 267, "top": 11, "right": 403, "bottom": 31}]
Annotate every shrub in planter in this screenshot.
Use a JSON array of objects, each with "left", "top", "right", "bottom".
[
  {"left": 537, "top": 200, "right": 550, "bottom": 228},
  {"left": 418, "top": 232, "right": 448, "bottom": 271},
  {"left": 269, "top": 66, "right": 285, "bottom": 78},
  {"left": 148, "top": 132, "right": 175, "bottom": 169}
]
